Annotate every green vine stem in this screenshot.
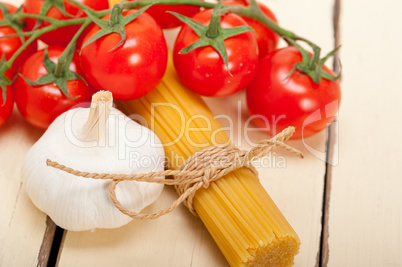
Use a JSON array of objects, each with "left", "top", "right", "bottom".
[
  {"left": 206, "top": 1, "right": 222, "bottom": 38},
  {"left": 124, "top": 0, "right": 215, "bottom": 10},
  {"left": 122, "top": 0, "right": 339, "bottom": 82},
  {"left": 0, "top": 0, "right": 322, "bottom": 71},
  {"left": 54, "top": 18, "right": 92, "bottom": 77},
  {"left": 17, "top": 13, "right": 63, "bottom": 25},
  {"left": 0, "top": 0, "right": 339, "bottom": 85},
  {"left": 1, "top": 28, "right": 44, "bottom": 72},
  {"left": 0, "top": 8, "right": 109, "bottom": 73},
  {"left": 122, "top": 0, "right": 299, "bottom": 40},
  {"left": 110, "top": 4, "right": 123, "bottom": 24}
]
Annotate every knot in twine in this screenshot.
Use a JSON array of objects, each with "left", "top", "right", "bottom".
[{"left": 46, "top": 127, "right": 303, "bottom": 220}]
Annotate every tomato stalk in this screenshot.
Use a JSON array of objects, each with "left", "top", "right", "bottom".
[
  {"left": 17, "top": 13, "right": 67, "bottom": 26},
  {"left": 54, "top": 18, "right": 92, "bottom": 78},
  {"left": 284, "top": 38, "right": 341, "bottom": 83},
  {"left": 20, "top": 47, "right": 84, "bottom": 99},
  {"left": 123, "top": 0, "right": 216, "bottom": 10},
  {"left": 81, "top": 4, "right": 154, "bottom": 50},
  {"left": 122, "top": 0, "right": 296, "bottom": 39},
  {"left": 1, "top": 22, "right": 58, "bottom": 71},
  {"left": 0, "top": 58, "right": 12, "bottom": 106},
  {"left": 0, "top": 3, "right": 26, "bottom": 43},
  {"left": 0, "top": 4, "right": 109, "bottom": 101},
  {"left": 33, "top": 0, "right": 72, "bottom": 30},
  {"left": 19, "top": 20, "right": 92, "bottom": 99},
  {"left": 169, "top": 2, "right": 253, "bottom": 74},
  {"left": 220, "top": 0, "right": 296, "bottom": 40},
  {"left": 1, "top": 0, "right": 340, "bottom": 91},
  {"left": 0, "top": 3, "right": 27, "bottom": 104},
  {"left": 0, "top": 26, "right": 42, "bottom": 104},
  {"left": 120, "top": 0, "right": 340, "bottom": 83},
  {"left": 206, "top": 2, "right": 221, "bottom": 38},
  {"left": 110, "top": 3, "right": 123, "bottom": 24}
]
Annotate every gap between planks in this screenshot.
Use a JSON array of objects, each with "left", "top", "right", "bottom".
[
  {"left": 317, "top": 0, "right": 342, "bottom": 266},
  {"left": 36, "top": 217, "right": 65, "bottom": 267},
  {"left": 37, "top": 217, "right": 56, "bottom": 267}
]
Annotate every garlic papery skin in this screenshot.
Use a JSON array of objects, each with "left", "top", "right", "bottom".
[{"left": 22, "top": 91, "right": 165, "bottom": 231}]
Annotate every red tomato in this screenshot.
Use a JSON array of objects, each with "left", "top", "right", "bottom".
[
  {"left": 223, "top": 0, "right": 278, "bottom": 58},
  {"left": 247, "top": 46, "right": 341, "bottom": 139},
  {"left": 80, "top": 10, "right": 167, "bottom": 101},
  {"left": 23, "top": 0, "right": 109, "bottom": 47},
  {"left": 173, "top": 9, "right": 258, "bottom": 97},
  {"left": 129, "top": 0, "right": 201, "bottom": 29},
  {"left": 14, "top": 46, "right": 94, "bottom": 130},
  {"left": 0, "top": 3, "right": 37, "bottom": 75},
  {"left": 0, "top": 73, "right": 14, "bottom": 127}
]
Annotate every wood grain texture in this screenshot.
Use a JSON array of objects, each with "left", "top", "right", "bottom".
[
  {"left": 0, "top": 0, "right": 58, "bottom": 265},
  {"left": 0, "top": 108, "right": 51, "bottom": 266},
  {"left": 58, "top": 186, "right": 226, "bottom": 266},
  {"left": 327, "top": 0, "right": 402, "bottom": 266},
  {"left": 58, "top": 1, "right": 334, "bottom": 266}
]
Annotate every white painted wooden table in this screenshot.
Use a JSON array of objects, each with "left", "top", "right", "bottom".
[{"left": 0, "top": 0, "right": 401, "bottom": 266}]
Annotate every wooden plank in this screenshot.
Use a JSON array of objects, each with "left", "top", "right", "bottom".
[
  {"left": 0, "top": 1, "right": 58, "bottom": 266},
  {"left": 58, "top": 187, "right": 227, "bottom": 266},
  {"left": 58, "top": 0, "right": 335, "bottom": 266},
  {"left": 0, "top": 108, "right": 53, "bottom": 266},
  {"left": 327, "top": 0, "right": 402, "bottom": 266},
  {"left": 231, "top": 1, "right": 337, "bottom": 266}
]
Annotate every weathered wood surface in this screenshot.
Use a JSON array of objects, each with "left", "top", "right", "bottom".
[
  {"left": 58, "top": 0, "right": 335, "bottom": 266},
  {"left": 3, "top": 0, "right": 401, "bottom": 266},
  {"left": 0, "top": 108, "right": 52, "bottom": 266},
  {"left": 326, "top": 0, "right": 402, "bottom": 266}
]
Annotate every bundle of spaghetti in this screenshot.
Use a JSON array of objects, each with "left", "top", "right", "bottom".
[{"left": 117, "top": 54, "right": 300, "bottom": 266}]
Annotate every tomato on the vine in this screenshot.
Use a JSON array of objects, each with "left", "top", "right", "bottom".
[
  {"left": 0, "top": 3, "right": 37, "bottom": 75},
  {"left": 223, "top": 0, "right": 279, "bottom": 58},
  {"left": 14, "top": 46, "right": 95, "bottom": 130},
  {"left": 0, "top": 3, "right": 16, "bottom": 17},
  {"left": 173, "top": 9, "right": 259, "bottom": 97},
  {"left": 246, "top": 46, "right": 341, "bottom": 139},
  {"left": 79, "top": 9, "right": 167, "bottom": 101},
  {"left": 23, "top": 0, "right": 109, "bottom": 47},
  {"left": 0, "top": 73, "right": 14, "bottom": 127},
  {"left": 129, "top": 0, "right": 201, "bottom": 29}
]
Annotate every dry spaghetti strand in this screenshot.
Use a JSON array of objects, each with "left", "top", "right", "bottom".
[{"left": 46, "top": 126, "right": 302, "bottom": 220}]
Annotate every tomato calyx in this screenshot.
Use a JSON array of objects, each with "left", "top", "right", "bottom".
[
  {"left": 81, "top": 4, "right": 153, "bottom": 50},
  {"left": 0, "top": 77, "right": 12, "bottom": 107},
  {"left": 18, "top": 16, "right": 92, "bottom": 100},
  {"left": 20, "top": 48, "right": 84, "bottom": 99},
  {"left": 284, "top": 38, "right": 341, "bottom": 84},
  {"left": 169, "top": 1, "right": 253, "bottom": 74}
]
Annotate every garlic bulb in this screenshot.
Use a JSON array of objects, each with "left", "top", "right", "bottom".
[{"left": 22, "top": 91, "right": 165, "bottom": 231}]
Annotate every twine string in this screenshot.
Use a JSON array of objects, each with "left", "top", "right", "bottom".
[{"left": 46, "top": 127, "right": 303, "bottom": 220}]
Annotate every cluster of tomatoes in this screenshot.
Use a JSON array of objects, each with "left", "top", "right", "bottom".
[{"left": 0, "top": 0, "right": 340, "bottom": 139}]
